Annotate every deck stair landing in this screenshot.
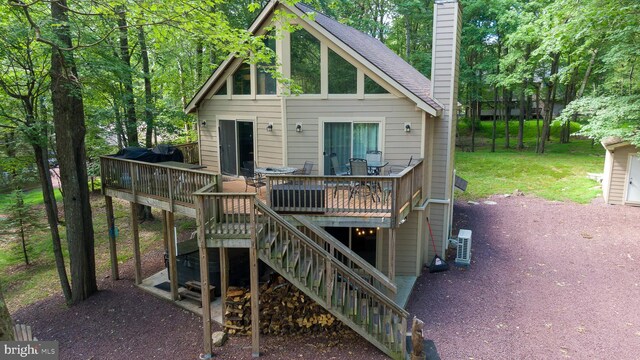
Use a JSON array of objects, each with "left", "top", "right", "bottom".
[{"left": 196, "top": 192, "right": 408, "bottom": 359}]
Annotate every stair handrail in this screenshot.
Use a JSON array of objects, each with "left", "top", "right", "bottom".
[
  {"left": 292, "top": 215, "right": 397, "bottom": 294},
  {"left": 254, "top": 199, "right": 409, "bottom": 318}
]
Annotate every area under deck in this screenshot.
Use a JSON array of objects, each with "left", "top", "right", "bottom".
[{"left": 137, "top": 269, "right": 416, "bottom": 320}]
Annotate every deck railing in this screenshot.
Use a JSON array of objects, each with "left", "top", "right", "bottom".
[
  {"left": 174, "top": 142, "right": 199, "bottom": 164},
  {"left": 265, "top": 159, "right": 423, "bottom": 226},
  {"left": 100, "top": 156, "right": 219, "bottom": 209}
]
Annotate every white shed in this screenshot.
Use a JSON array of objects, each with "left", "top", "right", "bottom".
[{"left": 601, "top": 137, "right": 640, "bottom": 206}]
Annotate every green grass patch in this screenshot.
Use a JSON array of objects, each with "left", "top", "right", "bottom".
[
  {"left": 455, "top": 120, "right": 604, "bottom": 203},
  {"left": 0, "top": 188, "right": 63, "bottom": 213}
]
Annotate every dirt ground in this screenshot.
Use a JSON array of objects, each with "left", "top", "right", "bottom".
[
  {"left": 11, "top": 196, "right": 640, "bottom": 359},
  {"left": 407, "top": 195, "right": 640, "bottom": 359}
]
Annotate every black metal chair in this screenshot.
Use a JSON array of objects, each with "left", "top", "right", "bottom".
[
  {"left": 348, "top": 158, "right": 377, "bottom": 201},
  {"left": 240, "top": 167, "right": 265, "bottom": 194}
]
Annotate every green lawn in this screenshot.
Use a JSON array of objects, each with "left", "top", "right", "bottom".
[{"left": 455, "top": 120, "right": 604, "bottom": 203}]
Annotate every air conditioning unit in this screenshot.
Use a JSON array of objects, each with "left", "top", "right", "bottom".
[{"left": 455, "top": 229, "right": 472, "bottom": 266}]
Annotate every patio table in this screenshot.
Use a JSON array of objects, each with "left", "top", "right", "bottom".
[{"left": 255, "top": 166, "right": 298, "bottom": 175}]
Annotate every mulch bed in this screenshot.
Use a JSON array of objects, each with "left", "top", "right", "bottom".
[{"left": 11, "top": 196, "right": 640, "bottom": 359}]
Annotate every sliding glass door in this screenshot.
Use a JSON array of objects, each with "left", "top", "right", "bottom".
[
  {"left": 323, "top": 121, "right": 380, "bottom": 175},
  {"left": 219, "top": 119, "right": 254, "bottom": 176}
]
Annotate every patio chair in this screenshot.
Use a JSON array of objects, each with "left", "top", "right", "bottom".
[
  {"left": 329, "top": 154, "right": 350, "bottom": 198},
  {"left": 294, "top": 160, "right": 314, "bottom": 175},
  {"left": 366, "top": 150, "right": 383, "bottom": 174},
  {"left": 240, "top": 167, "right": 266, "bottom": 194},
  {"left": 348, "top": 158, "right": 377, "bottom": 201},
  {"left": 330, "top": 154, "right": 350, "bottom": 176}
]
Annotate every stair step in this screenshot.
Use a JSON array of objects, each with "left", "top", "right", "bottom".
[
  {"left": 287, "top": 250, "right": 300, "bottom": 271},
  {"left": 313, "top": 266, "right": 324, "bottom": 290},
  {"left": 274, "top": 238, "right": 290, "bottom": 260},
  {"left": 301, "top": 258, "right": 312, "bottom": 282},
  {"left": 261, "top": 231, "right": 278, "bottom": 250}
]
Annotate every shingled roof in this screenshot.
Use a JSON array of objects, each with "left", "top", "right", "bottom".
[{"left": 295, "top": 3, "right": 441, "bottom": 111}]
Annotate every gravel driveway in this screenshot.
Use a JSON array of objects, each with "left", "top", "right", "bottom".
[
  {"left": 11, "top": 196, "right": 640, "bottom": 359},
  {"left": 408, "top": 196, "right": 640, "bottom": 359}
]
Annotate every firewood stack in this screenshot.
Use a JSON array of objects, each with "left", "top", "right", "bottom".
[{"left": 223, "top": 275, "right": 346, "bottom": 336}]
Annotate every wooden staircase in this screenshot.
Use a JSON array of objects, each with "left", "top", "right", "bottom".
[{"left": 195, "top": 192, "right": 409, "bottom": 359}]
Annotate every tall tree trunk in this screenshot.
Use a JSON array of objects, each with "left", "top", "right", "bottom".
[
  {"left": 19, "top": 217, "right": 28, "bottom": 265},
  {"left": 492, "top": 86, "right": 498, "bottom": 153},
  {"left": 517, "top": 84, "right": 525, "bottom": 150},
  {"left": 113, "top": 99, "right": 125, "bottom": 148},
  {"left": 538, "top": 52, "right": 560, "bottom": 154},
  {"left": 195, "top": 40, "right": 204, "bottom": 84},
  {"left": 567, "top": 48, "right": 598, "bottom": 139},
  {"left": 117, "top": 7, "right": 138, "bottom": 147},
  {"left": 0, "top": 290, "right": 13, "bottom": 341},
  {"left": 471, "top": 99, "right": 476, "bottom": 152},
  {"left": 405, "top": 16, "right": 411, "bottom": 60},
  {"left": 503, "top": 87, "right": 510, "bottom": 149},
  {"left": 138, "top": 26, "right": 154, "bottom": 149},
  {"left": 535, "top": 84, "right": 541, "bottom": 152},
  {"left": 51, "top": 0, "right": 97, "bottom": 304},
  {"left": 33, "top": 144, "right": 72, "bottom": 303},
  {"left": 137, "top": 26, "right": 155, "bottom": 221}
]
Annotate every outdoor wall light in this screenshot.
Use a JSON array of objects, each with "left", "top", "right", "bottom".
[
  {"left": 295, "top": 123, "right": 303, "bottom": 132},
  {"left": 404, "top": 123, "right": 411, "bottom": 132},
  {"left": 201, "top": 120, "right": 207, "bottom": 127},
  {"left": 266, "top": 123, "right": 273, "bottom": 132}
]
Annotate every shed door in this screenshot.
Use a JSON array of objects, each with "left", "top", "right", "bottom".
[{"left": 626, "top": 155, "right": 640, "bottom": 203}]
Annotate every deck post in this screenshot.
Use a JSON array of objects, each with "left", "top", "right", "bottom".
[
  {"left": 161, "top": 210, "right": 169, "bottom": 254},
  {"left": 166, "top": 211, "right": 179, "bottom": 301},
  {"left": 195, "top": 195, "right": 213, "bottom": 356},
  {"left": 130, "top": 202, "right": 142, "bottom": 284},
  {"left": 388, "top": 228, "right": 396, "bottom": 282},
  {"left": 219, "top": 246, "right": 229, "bottom": 325},
  {"left": 249, "top": 196, "right": 260, "bottom": 357},
  {"left": 105, "top": 196, "right": 119, "bottom": 280}
]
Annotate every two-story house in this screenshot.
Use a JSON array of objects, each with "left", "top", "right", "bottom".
[{"left": 100, "top": 1, "right": 461, "bottom": 358}]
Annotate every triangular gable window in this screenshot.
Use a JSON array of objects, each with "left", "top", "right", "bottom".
[
  {"left": 364, "top": 76, "right": 389, "bottom": 94},
  {"left": 328, "top": 49, "right": 357, "bottom": 94}
]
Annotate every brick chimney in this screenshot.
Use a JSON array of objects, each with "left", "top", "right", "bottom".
[{"left": 429, "top": 0, "right": 462, "bottom": 254}]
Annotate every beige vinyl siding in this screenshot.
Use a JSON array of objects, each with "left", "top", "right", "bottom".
[
  {"left": 608, "top": 145, "right": 637, "bottom": 205},
  {"left": 377, "top": 212, "right": 420, "bottom": 277},
  {"left": 285, "top": 97, "right": 422, "bottom": 172},
  {"left": 394, "top": 212, "right": 419, "bottom": 276},
  {"left": 197, "top": 98, "right": 283, "bottom": 172}
]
